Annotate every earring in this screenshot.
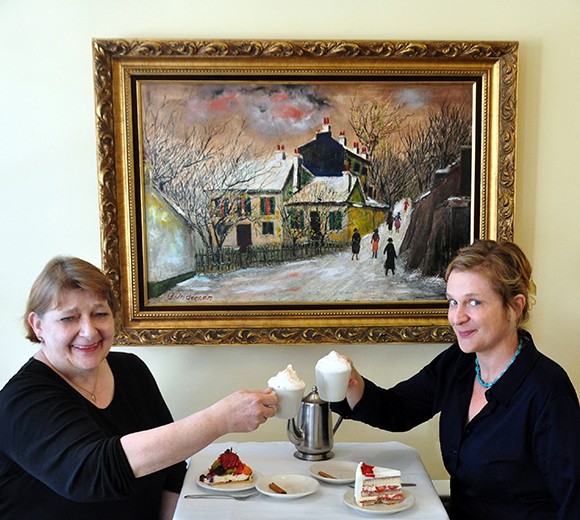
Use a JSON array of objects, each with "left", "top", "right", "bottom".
[{"left": 37, "top": 336, "right": 43, "bottom": 342}]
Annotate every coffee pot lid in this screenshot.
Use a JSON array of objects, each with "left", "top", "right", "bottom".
[{"left": 303, "top": 385, "right": 325, "bottom": 404}]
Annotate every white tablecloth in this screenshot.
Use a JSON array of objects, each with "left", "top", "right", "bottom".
[{"left": 173, "top": 441, "right": 449, "bottom": 519}]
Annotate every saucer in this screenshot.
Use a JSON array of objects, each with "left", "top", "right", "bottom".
[
  {"left": 309, "top": 460, "right": 358, "bottom": 484},
  {"left": 256, "top": 474, "right": 319, "bottom": 499}
]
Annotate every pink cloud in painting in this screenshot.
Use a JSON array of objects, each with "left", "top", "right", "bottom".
[
  {"left": 248, "top": 86, "right": 329, "bottom": 136},
  {"left": 184, "top": 88, "right": 242, "bottom": 122},
  {"left": 208, "top": 91, "right": 239, "bottom": 111},
  {"left": 268, "top": 91, "right": 309, "bottom": 122},
  {"left": 182, "top": 84, "right": 329, "bottom": 137}
]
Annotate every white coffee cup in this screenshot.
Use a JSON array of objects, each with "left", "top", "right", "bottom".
[
  {"left": 267, "top": 365, "right": 305, "bottom": 419},
  {"left": 315, "top": 351, "right": 351, "bottom": 402},
  {"left": 271, "top": 386, "right": 304, "bottom": 419}
]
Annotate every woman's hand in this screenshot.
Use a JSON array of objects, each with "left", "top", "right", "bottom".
[
  {"left": 212, "top": 388, "right": 279, "bottom": 434},
  {"left": 339, "top": 355, "right": 365, "bottom": 410}
]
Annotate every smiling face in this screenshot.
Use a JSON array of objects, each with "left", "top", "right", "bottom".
[
  {"left": 28, "top": 289, "right": 115, "bottom": 375},
  {"left": 446, "top": 269, "right": 521, "bottom": 355}
]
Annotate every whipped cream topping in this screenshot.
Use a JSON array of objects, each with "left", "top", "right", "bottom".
[
  {"left": 316, "top": 350, "right": 350, "bottom": 372},
  {"left": 268, "top": 364, "right": 305, "bottom": 390}
]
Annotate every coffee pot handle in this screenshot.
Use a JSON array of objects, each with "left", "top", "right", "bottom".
[{"left": 333, "top": 414, "right": 343, "bottom": 435}]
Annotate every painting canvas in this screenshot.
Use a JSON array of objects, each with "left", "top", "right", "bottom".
[
  {"left": 144, "top": 81, "right": 472, "bottom": 305},
  {"left": 92, "top": 39, "right": 518, "bottom": 345}
]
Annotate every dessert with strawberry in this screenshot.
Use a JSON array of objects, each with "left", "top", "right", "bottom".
[
  {"left": 199, "top": 448, "right": 253, "bottom": 485},
  {"left": 354, "top": 462, "right": 404, "bottom": 506}
]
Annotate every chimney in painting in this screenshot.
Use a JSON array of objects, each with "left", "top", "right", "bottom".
[
  {"left": 293, "top": 148, "right": 303, "bottom": 192},
  {"left": 275, "top": 144, "right": 286, "bottom": 161},
  {"left": 343, "top": 170, "right": 352, "bottom": 192}
]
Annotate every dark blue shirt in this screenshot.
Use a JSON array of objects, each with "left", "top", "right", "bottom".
[{"left": 333, "top": 331, "right": 580, "bottom": 519}]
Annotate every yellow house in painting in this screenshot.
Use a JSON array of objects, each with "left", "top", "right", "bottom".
[
  {"left": 285, "top": 172, "right": 386, "bottom": 243},
  {"left": 145, "top": 187, "right": 196, "bottom": 283}
]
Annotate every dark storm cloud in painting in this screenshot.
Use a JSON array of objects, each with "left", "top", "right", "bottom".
[
  {"left": 182, "top": 84, "right": 332, "bottom": 138},
  {"left": 142, "top": 80, "right": 471, "bottom": 151}
]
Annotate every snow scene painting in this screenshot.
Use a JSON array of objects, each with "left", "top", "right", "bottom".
[
  {"left": 141, "top": 80, "right": 474, "bottom": 305},
  {"left": 94, "top": 39, "right": 519, "bottom": 344}
]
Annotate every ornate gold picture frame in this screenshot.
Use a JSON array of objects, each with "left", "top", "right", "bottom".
[{"left": 92, "top": 39, "right": 518, "bottom": 345}]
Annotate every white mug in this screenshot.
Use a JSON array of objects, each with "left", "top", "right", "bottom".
[
  {"left": 270, "top": 386, "right": 304, "bottom": 419},
  {"left": 315, "top": 365, "right": 350, "bottom": 402}
]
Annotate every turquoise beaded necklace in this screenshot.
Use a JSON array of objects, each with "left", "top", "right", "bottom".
[{"left": 475, "top": 339, "right": 523, "bottom": 388}]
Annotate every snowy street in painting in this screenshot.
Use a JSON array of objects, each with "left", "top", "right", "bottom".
[{"left": 154, "top": 202, "right": 447, "bottom": 304}]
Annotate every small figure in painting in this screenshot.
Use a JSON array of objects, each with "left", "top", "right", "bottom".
[
  {"left": 383, "top": 238, "right": 397, "bottom": 276},
  {"left": 351, "top": 228, "right": 361, "bottom": 261},
  {"left": 394, "top": 212, "right": 402, "bottom": 233},
  {"left": 386, "top": 212, "right": 394, "bottom": 234},
  {"left": 371, "top": 229, "right": 380, "bottom": 259}
]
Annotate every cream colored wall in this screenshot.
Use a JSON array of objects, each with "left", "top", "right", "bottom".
[{"left": 1, "top": 0, "right": 579, "bottom": 481}]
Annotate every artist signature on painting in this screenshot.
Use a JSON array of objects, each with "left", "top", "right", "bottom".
[{"left": 166, "top": 292, "right": 213, "bottom": 302}]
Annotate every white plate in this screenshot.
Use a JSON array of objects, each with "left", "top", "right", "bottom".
[
  {"left": 343, "top": 489, "right": 415, "bottom": 515},
  {"left": 256, "top": 474, "right": 320, "bottom": 499},
  {"left": 196, "top": 472, "right": 256, "bottom": 492},
  {"left": 310, "top": 461, "right": 358, "bottom": 484}
]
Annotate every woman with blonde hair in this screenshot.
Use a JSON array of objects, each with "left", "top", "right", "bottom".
[{"left": 333, "top": 240, "right": 580, "bottom": 519}]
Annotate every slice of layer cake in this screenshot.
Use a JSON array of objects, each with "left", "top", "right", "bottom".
[
  {"left": 199, "top": 448, "right": 253, "bottom": 485},
  {"left": 354, "top": 462, "right": 404, "bottom": 507}
]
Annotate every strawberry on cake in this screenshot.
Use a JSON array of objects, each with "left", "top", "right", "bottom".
[
  {"left": 199, "top": 448, "right": 253, "bottom": 486},
  {"left": 354, "top": 462, "right": 404, "bottom": 507}
]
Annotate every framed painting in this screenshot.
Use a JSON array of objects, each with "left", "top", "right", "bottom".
[{"left": 92, "top": 39, "right": 518, "bottom": 345}]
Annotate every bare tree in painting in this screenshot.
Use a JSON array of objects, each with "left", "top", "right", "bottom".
[
  {"left": 401, "top": 98, "right": 471, "bottom": 197},
  {"left": 279, "top": 206, "right": 308, "bottom": 246},
  {"left": 371, "top": 142, "right": 413, "bottom": 205},
  {"left": 349, "top": 96, "right": 471, "bottom": 203},
  {"left": 348, "top": 97, "right": 409, "bottom": 158},
  {"left": 143, "top": 95, "right": 221, "bottom": 194},
  {"left": 308, "top": 182, "right": 341, "bottom": 244},
  {"left": 143, "top": 95, "right": 266, "bottom": 253},
  {"left": 281, "top": 180, "right": 340, "bottom": 246},
  {"left": 425, "top": 98, "right": 472, "bottom": 171},
  {"left": 400, "top": 125, "right": 433, "bottom": 197},
  {"left": 198, "top": 127, "right": 268, "bottom": 252},
  {"left": 348, "top": 96, "right": 409, "bottom": 204}
]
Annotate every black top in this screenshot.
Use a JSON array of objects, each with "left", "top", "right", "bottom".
[
  {"left": 0, "top": 352, "right": 186, "bottom": 520},
  {"left": 333, "top": 331, "right": 580, "bottom": 520}
]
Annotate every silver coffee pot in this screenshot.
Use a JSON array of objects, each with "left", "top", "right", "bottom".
[{"left": 286, "top": 385, "right": 343, "bottom": 460}]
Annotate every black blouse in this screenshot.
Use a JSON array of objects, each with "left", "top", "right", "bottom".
[
  {"left": 333, "top": 331, "right": 580, "bottom": 520},
  {"left": 0, "top": 352, "right": 186, "bottom": 520}
]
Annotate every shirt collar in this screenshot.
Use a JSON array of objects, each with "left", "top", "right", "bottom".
[{"left": 484, "top": 330, "right": 539, "bottom": 405}]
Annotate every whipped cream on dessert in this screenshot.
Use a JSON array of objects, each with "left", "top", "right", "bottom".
[
  {"left": 354, "top": 462, "right": 404, "bottom": 507},
  {"left": 267, "top": 364, "right": 305, "bottom": 390}
]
